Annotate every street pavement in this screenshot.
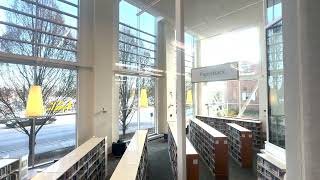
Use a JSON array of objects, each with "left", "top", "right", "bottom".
[
  {"left": 0, "top": 115, "right": 76, "bottom": 158},
  {"left": 0, "top": 108, "right": 158, "bottom": 159}
]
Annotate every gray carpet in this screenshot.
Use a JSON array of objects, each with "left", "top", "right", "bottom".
[{"left": 107, "top": 137, "right": 257, "bottom": 180}]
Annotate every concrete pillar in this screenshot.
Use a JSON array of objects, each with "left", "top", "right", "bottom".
[
  {"left": 258, "top": 10, "right": 268, "bottom": 137},
  {"left": 77, "top": 0, "right": 119, "bottom": 148},
  {"left": 77, "top": 0, "right": 94, "bottom": 145},
  {"left": 283, "top": 0, "right": 320, "bottom": 179},
  {"left": 93, "top": 0, "right": 119, "bottom": 147},
  {"left": 157, "top": 19, "right": 177, "bottom": 134},
  {"left": 175, "top": 0, "right": 186, "bottom": 179}
]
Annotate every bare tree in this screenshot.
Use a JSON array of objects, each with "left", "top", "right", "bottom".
[
  {"left": 0, "top": 0, "right": 77, "bottom": 165},
  {"left": 118, "top": 27, "right": 155, "bottom": 138}
]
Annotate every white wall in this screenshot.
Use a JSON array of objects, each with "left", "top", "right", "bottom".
[
  {"left": 78, "top": 0, "right": 119, "bottom": 148},
  {"left": 77, "top": 0, "right": 94, "bottom": 145}
]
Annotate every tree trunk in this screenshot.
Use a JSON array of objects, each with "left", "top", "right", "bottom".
[
  {"left": 122, "top": 121, "right": 126, "bottom": 137},
  {"left": 28, "top": 119, "right": 36, "bottom": 167}
]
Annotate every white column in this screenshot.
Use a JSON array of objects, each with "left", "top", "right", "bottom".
[
  {"left": 157, "top": 19, "right": 176, "bottom": 134},
  {"left": 78, "top": 0, "right": 94, "bottom": 145},
  {"left": 175, "top": 0, "right": 186, "bottom": 179},
  {"left": 258, "top": 8, "right": 268, "bottom": 136},
  {"left": 283, "top": 0, "right": 320, "bottom": 179},
  {"left": 93, "top": 0, "right": 119, "bottom": 147}
]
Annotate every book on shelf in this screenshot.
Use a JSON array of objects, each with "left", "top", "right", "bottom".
[
  {"left": 196, "top": 115, "right": 264, "bottom": 149},
  {"left": 168, "top": 121, "right": 199, "bottom": 180},
  {"left": 226, "top": 123, "right": 253, "bottom": 168},
  {"left": 32, "top": 137, "right": 107, "bottom": 180}
]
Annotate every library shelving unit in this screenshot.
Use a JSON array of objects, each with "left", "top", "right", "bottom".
[
  {"left": 226, "top": 123, "right": 253, "bottom": 168},
  {"left": 196, "top": 115, "right": 264, "bottom": 149},
  {"left": 110, "top": 130, "right": 148, "bottom": 180},
  {"left": 189, "top": 118, "right": 228, "bottom": 180},
  {"left": 168, "top": 121, "right": 199, "bottom": 180},
  {"left": 257, "top": 152, "right": 286, "bottom": 180},
  {"left": 18, "top": 155, "right": 28, "bottom": 180},
  {"left": 32, "top": 137, "right": 107, "bottom": 180},
  {"left": 0, "top": 159, "right": 20, "bottom": 180}
]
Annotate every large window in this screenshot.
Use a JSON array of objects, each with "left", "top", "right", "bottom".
[
  {"left": 267, "top": 21, "right": 284, "bottom": 148},
  {"left": 118, "top": 1, "right": 158, "bottom": 140},
  {"left": 0, "top": 0, "right": 78, "bottom": 61},
  {"left": 118, "top": 1, "right": 156, "bottom": 70},
  {"left": 185, "top": 33, "right": 196, "bottom": 121},
  {"left": 0, "top": 0, "right": 78, "bottom": 165},
  {"left": 267, "top": 0, "right": 282, "bottom": 24},
  {"left": 117, "top": 75, "right": 157, "bottom": 140},
  {"left": 200, "top": 27, "right": 261, "bottom": 119}
]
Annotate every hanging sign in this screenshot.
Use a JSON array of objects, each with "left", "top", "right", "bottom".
[{"left": 191, "top": 62, "right": 239, "bottom": 83}]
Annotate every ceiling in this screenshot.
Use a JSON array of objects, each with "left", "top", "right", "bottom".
[{"left": 128, "top": 0, "right": 264, "bottom": 39}]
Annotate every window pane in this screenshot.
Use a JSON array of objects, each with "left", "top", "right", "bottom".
[
  {"left": 117, "top": 75, "right": 157, "bottom": 140},
  {"left": 0, "top": 63, "right": 77, "bottom": 164},
  {"left": 117, "top": 75, "right": 138, "bottom": 140},
  {"left": 118, "top": 1, "right": 157, "bottom": 70},
  {"left": 267, "top": 22, "right": 285, "bottom": 148},
  {"left": 119, "top": 1, "right": 138, "bottom": 28},
  {"left": 240, "top": 80, "right": 259, "bottom": 119},
  {"left": 139, "top": 77, "right": 156, "bottom": 134},
  {"left": 139, "top": 12, "right": 156, "bottom": 35},
  {"left": 0, "top": 0, "right": 78, "bottom": 62},
  {"left": 274, "top": 3, "right": 282, "bottom": 20}
]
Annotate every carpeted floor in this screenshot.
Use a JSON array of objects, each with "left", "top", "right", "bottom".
[{"left": 107, "top": 137, "right": 257, "bottom": 180}]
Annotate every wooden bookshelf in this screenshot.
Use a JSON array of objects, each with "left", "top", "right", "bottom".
[
  {"left": 110, "top": 130, "right": 148, "bottom": 180},
  {"left": 189, "top": 118, "right": 228, "bottom": 180},
  {"left": 196, "top": 115, "right": 264, "bottom": 149},
  {"left": 226, "top": 123, "right": 253, "bottom": 168},
  {"left": 257, "top": 153, "right": 286, "bottom": 180},
  {"left": 0, "top": 159, "right": 20, "bottom": 180},
  {"left": 32, "top": 137, "right": 107, "bottom": 180},
  {"left": 168, "top": 121, "right": 199, "bottom": 180}
]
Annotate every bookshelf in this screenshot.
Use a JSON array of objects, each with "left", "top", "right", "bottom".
[
  {"left": 168, "top": 121, "right": 199, "bottom": 180},
  {"left": 257, "top": 152, "right": 286, "bottom": 180},
  {"left": 32, "top": 137, "right": 107, "bottom": 180},
  {"left": 19, "top": 155, "right": 28, "bottom": 180},
  {"left": 226, "top": 123, "right": 253, "bottom": 168},
  {"left": 0, "top": 159, "right": 20, "bottom": 180},
  {"left": 189, "top": 118, "right": 228, "bottom": 180},
  {"left": 110, "top": 130, "right": 148, "bottom": 180},
  {"left": 196, "top": 115, "right": 264, "bottom": 149}
]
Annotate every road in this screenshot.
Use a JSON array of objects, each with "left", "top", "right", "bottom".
[
  {"left": 0, "top": 107, "right": 164, "bottom": 158},
  {"left": 0, "top": 115, "right": 76, "bottom": 158}
]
